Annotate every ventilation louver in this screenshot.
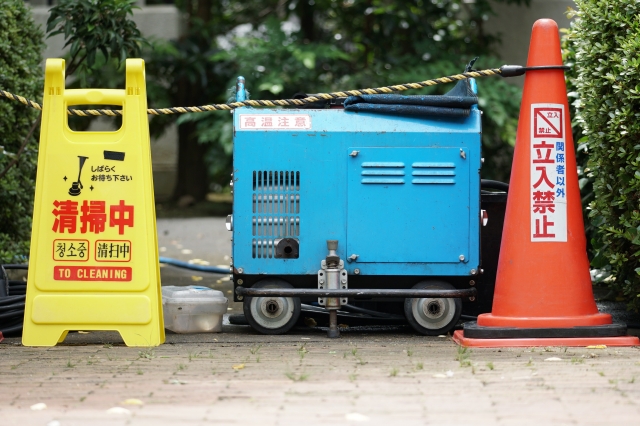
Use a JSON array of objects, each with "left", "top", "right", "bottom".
[{"left": 252, "top": 171, "right": 300, "bottom": 258}]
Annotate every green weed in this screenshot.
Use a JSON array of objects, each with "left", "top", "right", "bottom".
[
  {"left": 456, "top": 347, "right": 472, "bottom": 367},
  {"left": 66, "top": 352, "right": 75, "bottom": 368},
  {"left": 138, "top": 348, "right": 155, "bottom": 360},
  {"left": 285, "top": 371, "right": 309, "bottom": 382},
  {"left": 298, "top": 344, "right": 309, "bottom": 360}
]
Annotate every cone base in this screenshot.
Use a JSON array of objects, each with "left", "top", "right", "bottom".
[
  {"left": 464, "top": 321, "right": 627, "bottom": 339},
  {"left": 477, "top": 312, "right": 612, "bottom": 328},
  {"left": 453, "top": 330, "right": 639, "bottom": 348}
]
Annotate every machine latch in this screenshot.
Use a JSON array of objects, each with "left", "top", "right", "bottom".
[
  {"left": 318, "top": 240, "right": 348, "bottom": 338},
  {"left": 349, "top": 150, "right": 360, "bottom": 157}
]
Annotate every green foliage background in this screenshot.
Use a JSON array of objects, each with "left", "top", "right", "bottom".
[
  {"left": 0, "top": 0, "right": 44, "bottom": 263},
  {"left": 0, "top": 0, "right": 525, "bottom": 262},
  {"left": 566, "top": 0, "right": 640, "bottom": 309},
  {"left": 46, "top": 0, "right": 147, "bottom": 81},
  {"left": 143, "top": 0, "right": 525, "bottom": 195}
]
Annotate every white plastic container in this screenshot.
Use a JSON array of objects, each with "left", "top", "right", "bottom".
[{"left": 162, "top": 286, "right": 228, "bottom": 333}]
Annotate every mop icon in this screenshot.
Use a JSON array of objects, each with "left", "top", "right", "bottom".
[{"left": 68, "top": 156, "right": 88, "bottom": 196}]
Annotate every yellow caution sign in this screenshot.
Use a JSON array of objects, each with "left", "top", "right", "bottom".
[{"left": 22, "top": 58, "right": 165, "bottom": 347}]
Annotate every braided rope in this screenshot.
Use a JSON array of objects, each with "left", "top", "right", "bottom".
[{"left": 0, "top": 68, "right": 501, "bottom": 117}]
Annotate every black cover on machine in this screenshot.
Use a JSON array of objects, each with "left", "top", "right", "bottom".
[{"left": 344, "top": 78, "right": 478, "bottom": 118}]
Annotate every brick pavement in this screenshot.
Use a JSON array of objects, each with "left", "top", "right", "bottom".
[
  {"left": 2, "top": 218, "right": 639, "bottom": 425},
  {"left": 2, "top": 328, "right": 640, "bottom": 425}
]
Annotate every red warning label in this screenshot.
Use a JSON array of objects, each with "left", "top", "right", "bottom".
[
  {"left": 533, "top": 107, "right": 563, "bottom": 138},
  {"left": 54, "top": 266, "right": 132, "bottom": 281}
]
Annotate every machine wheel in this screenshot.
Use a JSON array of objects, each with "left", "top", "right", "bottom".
[
  {"left": 243, "top": 279, "right": 301, "bottom": 335},
  {"left": 404, "top": 281, "right": 462, "bottom": 336}
]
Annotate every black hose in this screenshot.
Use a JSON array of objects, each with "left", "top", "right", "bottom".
[
  {"left": 481, "top": 179, "right": 509, "bottom": 192},
  {"left": 0, "top": 295, "right": 25, "bottom": 305},
  {"left": 0, "top": 302, "right": 25, "bottom": 312},
  {"left": 0, "top": 265, "right": 7, "bottom": 298},
  {"left": 2, "top": 264, "right": 28, "bottom": 270},
  {"left": 8, "top": 281, "right": 26, "bottom": 295},
  {"left": 341, "top": 303, "right": 405, "bottom": 319},
  {"left": 0, "top": 309, "right": 23, "bottom": 320},
  {"left": 0, "top": 323, "right": 23, "bottom": 334}
]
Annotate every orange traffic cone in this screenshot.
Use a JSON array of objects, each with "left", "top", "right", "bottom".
[{"left": 453, "top": 19, "right": 639, "bottom": 347}]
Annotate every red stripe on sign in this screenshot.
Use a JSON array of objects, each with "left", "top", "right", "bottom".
[{"left": 54, "top": 266, "right": 132, "bottom": 281}]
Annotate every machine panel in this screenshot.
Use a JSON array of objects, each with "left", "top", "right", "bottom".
[{"left": 346, "top": 147, "right": 471, "bottom": 263}]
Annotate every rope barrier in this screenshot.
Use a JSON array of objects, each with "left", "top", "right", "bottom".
[
  {"left": 0, "top": 65, "right": 569, "bottom": 117},
  {"left": 0, "top": 68, "right": 502, "bottom": 117}
]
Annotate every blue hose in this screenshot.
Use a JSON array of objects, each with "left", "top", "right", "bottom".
[
  {"left": 159, "top": 257, "right": 230, "bottom": 274},
  {"left": 3, "top": 259, "right": 230, "bottom": 275}
]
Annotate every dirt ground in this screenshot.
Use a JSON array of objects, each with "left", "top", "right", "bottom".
[{"left": 2, "top": 218, "right": 640, "bottom": 425}]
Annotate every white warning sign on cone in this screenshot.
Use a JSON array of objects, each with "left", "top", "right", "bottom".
[{"left": 530, "top": 103, "right": 567, "bottom": 242}]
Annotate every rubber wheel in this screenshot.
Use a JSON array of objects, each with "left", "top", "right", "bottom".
[
  {"left": 404, "top": 281, "right": 462, "bottom": 336},
  {"left": 243, "top": 279, "right": 301, "bottom": 335}
]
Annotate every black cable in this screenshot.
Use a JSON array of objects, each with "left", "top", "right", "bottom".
[{"left": 481, "top": 179, "right": 509, "bottom": 192}]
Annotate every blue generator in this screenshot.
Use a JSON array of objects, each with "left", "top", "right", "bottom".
[{"left": 229, "top": 77, "right": 500, "bottom": 337}]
